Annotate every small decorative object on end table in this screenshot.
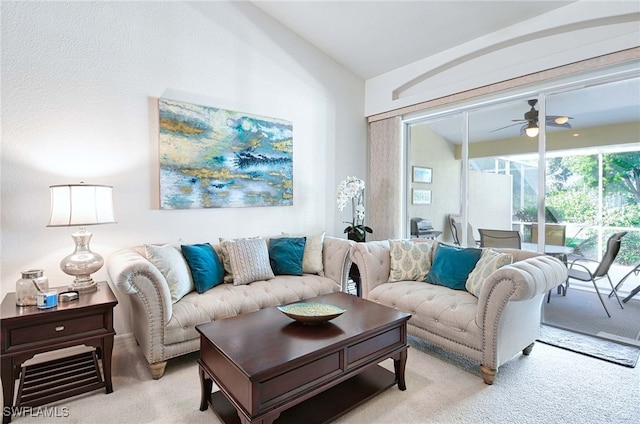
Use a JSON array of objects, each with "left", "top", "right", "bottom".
[
  {"left": 15, "top": 269, "right": 49, "bottom": 307},
  {"left": 0, "top": 281, "right": 117, "bottom": 424}
]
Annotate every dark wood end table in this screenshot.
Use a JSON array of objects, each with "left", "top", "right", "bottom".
[
  {"left": 196, "top": 292, "right": 410, "bottom": 424},
  {"left": 1, "top": 281, "right": 117, "bottom": 424},
  {"left": 348, "top": 263, "right": 362, "bottom": 297}
]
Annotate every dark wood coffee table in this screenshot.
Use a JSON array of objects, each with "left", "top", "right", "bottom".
[{"left": 196, "top": 292, "right": 410, "bottom": 424}]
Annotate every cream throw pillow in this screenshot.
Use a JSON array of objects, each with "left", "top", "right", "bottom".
[
  {"left": 282, "top": 232, "right": 325, "bottom": 275},
  {"left": 465, "top": 249, "right": 513, "bottom": 297},
  {"left": 218, "top": 238, "right": 235, "bottom": 283},
  {"left": 225, "top": 238, "right": 275, "bottom": 286},
  {"left": 388, "top": 239, "right": 434, "bottom": 282},
  {"left": 219, "top": 236, "right": 260, "bottom": 283},
  {"left": 144, "top": 244, "right": 194, "bottom": 303}
]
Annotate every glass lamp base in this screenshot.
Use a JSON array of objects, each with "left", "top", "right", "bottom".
[
  {"left": 69, "top": 278, "right": 98, "bottom": 293},
  {"left": 61, "top": 229, "right": 103, "bottom": 294}
]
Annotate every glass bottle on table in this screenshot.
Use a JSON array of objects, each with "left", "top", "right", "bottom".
[{"left": 16, "top": 269, "right": 49, "bottom": 307}]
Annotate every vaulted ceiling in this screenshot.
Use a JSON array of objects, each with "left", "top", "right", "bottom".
[
  {"left": 253, "top": 1, "right": 638, "bottom": 143},
  {"left": 253, "top": 1, "right": 574, "bottom": 80}
]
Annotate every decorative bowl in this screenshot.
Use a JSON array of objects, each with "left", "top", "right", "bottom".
[{"left": 277, "top": 302, "right": 346, "bottom": 325}]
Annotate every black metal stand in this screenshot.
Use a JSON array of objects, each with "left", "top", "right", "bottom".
[
  {"left": 349, "top": 264, "right": 362, "bottom": 297},
  {"left": 609, "top": 263, "right": 640, "bottom": 303}
]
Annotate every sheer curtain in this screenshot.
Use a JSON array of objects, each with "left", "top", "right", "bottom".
[{"left": 368, "top": 117, "right": 402, "bottom": 240}]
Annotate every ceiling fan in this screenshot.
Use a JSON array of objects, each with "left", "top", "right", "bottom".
[{"left": 490, "top": 99, "right": 573, "bottom": 137}]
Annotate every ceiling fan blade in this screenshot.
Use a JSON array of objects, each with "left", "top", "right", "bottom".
[
  {"left": 520, "top": 124, "right": 527, "bottom": 135},
  {"left": 492, "top": 101, "right": 574, "bottom": 135},
  {"left": 489, "top": 122, "right": 524, "bottom": 133},
  {"left": 546, "top": 116, "right": 573, "bottom": 125},
  {"left": 547, "top": 122, "right": 572, "bottom": 129}
]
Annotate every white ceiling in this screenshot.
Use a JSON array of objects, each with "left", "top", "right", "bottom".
[
  {"left": 253, "top": 0, "right": 574, "bottom": 80},
  {"left": 424, "top": 76, "right": 640, "bottom": 143}
]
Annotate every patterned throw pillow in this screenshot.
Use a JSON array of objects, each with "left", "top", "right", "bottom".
[
  {"left": 225, "top": 238, "right": 275, "bottom": 286},
  {"left": 144, "top": 244, "right": 194, "bottom": 303},
  {"left": 465, "top": 249, "right": 513, "bottom": 297},
  {"left": 388, "top": 239, "right": 434, "bottom": 282},
  {"left": 219, "top": 236, "right": 260, "bottom": 283}
]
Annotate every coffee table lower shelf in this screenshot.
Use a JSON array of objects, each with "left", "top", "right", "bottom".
[{"left": 205, "top": 364, "right": 397, "bottom": 424}]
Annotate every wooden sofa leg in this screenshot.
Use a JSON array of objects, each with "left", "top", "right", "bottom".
[
  {"left": 522, "top": 342, "right": 535, "bottom": 356},
  {"left": 480, "top": 365, "right": 496, "bottom": 385},
  {"left": 149, "top": 361, "right": 167, "bottom": 380}
]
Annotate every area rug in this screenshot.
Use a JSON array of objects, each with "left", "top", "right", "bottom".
[
  {"left": 537, "top": 324, "right": 640, "bottom": 367},
  {"left": 543, "top": 286, "right": 640, "bottom": 341}
]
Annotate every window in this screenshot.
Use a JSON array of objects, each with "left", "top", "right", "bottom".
[{"left": 405, "top": 69, "right": 639, "bottom": 288}]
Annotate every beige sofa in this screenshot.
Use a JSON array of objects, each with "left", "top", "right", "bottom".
[
  {"left": 349, "top": 240, "right": 568, "bottom": 384},
  {"left": 107, "top": 235, "right": 354, "bottom": 379}
]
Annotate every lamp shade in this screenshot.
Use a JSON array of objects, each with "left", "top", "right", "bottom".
[{"left": 48, "top": 184, "right": 116, "bottom": 227}]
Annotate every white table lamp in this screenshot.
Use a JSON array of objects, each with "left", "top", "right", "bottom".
[{"left": 47, "top": 183, "right": 116, "bottom": 292}]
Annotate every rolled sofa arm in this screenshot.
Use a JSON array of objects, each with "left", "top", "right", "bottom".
[
  {"left": 322, "top": 236, "right": 356, "bottom": 291},
  {"left": 476, "top": 255, "right": 568, "bottom": 325},
  {"left": 106, "top": 249, "right": 173, "bottom": 322},
  {"left": 480, "top": 255, "right": 567, "bottom": 300},
  {"left": 106, "top": 249, "right": 173, "bottom": 365},
  {"left": 349, "top": 240, "right": 391, "bottom": 298}
]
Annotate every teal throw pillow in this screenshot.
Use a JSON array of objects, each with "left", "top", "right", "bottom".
[
  {"left": 269, "top": 237, "right": 306, "bottom": 276},
  {"left": 425, "top": 243, "right": 482, "bottom": 291},
  {"left": 181, "top": 243, "right": 225, "bottom": 293}
]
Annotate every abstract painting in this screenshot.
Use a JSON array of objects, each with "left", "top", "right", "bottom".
[{"left": 158, "top": 98, "right": 293, "bottom": 209}]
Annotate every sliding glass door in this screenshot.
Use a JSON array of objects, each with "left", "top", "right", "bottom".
[
  {"left": 405, "top": 70, "right": 639, "bottom": 292},
  {"left": 406, "top": 114, "right": 463, "bottom": 243},
  {"left": 544, "top": 78, "right": 640, "bottom": 275},
  {"left": 467, "top": 98, "right": 539, "bottom": 245}
]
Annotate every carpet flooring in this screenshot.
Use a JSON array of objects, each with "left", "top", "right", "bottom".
[
  {"left": 541, "top": 286, "right": 640, "bottom": 366},
  {"left": 5, "top": 334, "right": 639, "bottom": 424}
]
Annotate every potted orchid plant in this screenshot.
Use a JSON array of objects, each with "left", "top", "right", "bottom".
[{"left": 337, "top": 176, "right": 373, "bottom": 242}]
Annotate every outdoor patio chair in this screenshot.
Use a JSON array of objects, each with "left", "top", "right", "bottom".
[
  {"left": 531, "top": 223, "right": 566, "bottom": 246},
  {"left": 448, "top": 214, "right": 479, "bottom": 247},
  {"left": 609, "top": 262, "right": 640, "bottom": 304},
  {"left": 562, "top": 231, "right": 627, "bottom": 318},
  {"left": 478, "top": 229, "right": 522, "bottom": 249},
  {"left": 563, "top": 227, "right": 597, "bottom": 262}
]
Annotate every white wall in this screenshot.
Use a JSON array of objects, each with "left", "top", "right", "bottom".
[
  {"left": 407, "top": 129, "right": 531, "bottom": 244},
  {"left": 408, "top": 124, "right": 461, "bottom": 243},
  {"left": 468, "top": 171, "right": 513, "bottom": 233},
  {"left": 365, "top": 1, "right": 640, "bottom": 116},
  {"left": 1, "top": 1, "right": 367, "bottom": 334}
]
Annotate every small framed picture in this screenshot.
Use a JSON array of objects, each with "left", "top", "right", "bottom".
[
  {"left": 413, "top": 166, "right": 432, "bottom": 183},
  {"left": 412, "top": 189, "right": 432, "bottom": 205}
]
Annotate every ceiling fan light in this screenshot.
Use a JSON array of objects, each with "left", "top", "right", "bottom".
[
  {"left": 525, "top": 122, "right": 539, "bottom": 138},
  {"left": 554, "top": 116, "right": 569, "bottom": 124}
]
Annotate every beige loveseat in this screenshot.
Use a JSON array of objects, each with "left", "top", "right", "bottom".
[
  {"left": 107, "top": 235, "right": 354, "bottom": 379},
  {"left": 349, "top": 240, "right": 568, "bottom": 384}
]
